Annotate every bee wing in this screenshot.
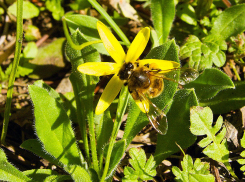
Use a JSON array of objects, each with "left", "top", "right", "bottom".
[
  {"left": 137, "top": 91, "right": 168, "bottom": 135},
  {"left": 151, "top": 67, "right": 199, "bottom": 85}
]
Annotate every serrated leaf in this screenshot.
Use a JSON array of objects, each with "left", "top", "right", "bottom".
[
  {"left": 190, "top": 106, "right": 238, "bottom": 179},
  {"left": 184, "top": 68, "right": 235, "bottom": 100},
  {"left": 151, "top": 0, "right": 175, "bottom": 44},
  {"left": 172, "top": 154, "right": 214, "bottom": 182},
  {"left": 238, "top": 132, "right": 245, "bottom": 175},
  {"left": 199, "top": 81, "right": 245, "bottom": 114},
  {"left": 28, "top": 85, "right": 81, "bottom": 166},
  {"left": 123, "top": 39, "right": 179, "bottom": 147},
  {"left": 180, "top": 35, "right": 227, "bottom": 70},
  {"left": 209, "top": 4, "right": 245, "bottom": 41},
  {"left": 154, "top": 89, "right": 198, "bottom": 164},
  {"left": 0, "top": 148, "right": 31, "bottom": 182},
  {"left": 123, "top": 148, "right": 156, "bottom": 181}
]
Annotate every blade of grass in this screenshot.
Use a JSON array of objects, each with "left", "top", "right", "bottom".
[
  {"left": 88, "top": 0, "right": 130, "bottom": 46},
  {"left": 1, "top": 0, "right": 23, "bottom": 144}
]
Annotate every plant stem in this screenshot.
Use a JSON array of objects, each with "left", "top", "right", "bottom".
[
  {"left": 100, "top": 86, "right": 129, "bottom": 182},
  {"left": 69, "top": 74, "right": 91, "bottom": 165},
  {"left": 229, "top": 59, "right": 241, "bottom": 81},
  {"left": 86, "top": 76, "right": 99, "bottom": 173},
  {"left": 1, "top": 0, "right": 23, "bottom": 144},
  {"left": 62, "top": 17, "right": 102, "bottom": 50},
  {"left": 88, "top": 0, "right": 130, "bottom": 46}
]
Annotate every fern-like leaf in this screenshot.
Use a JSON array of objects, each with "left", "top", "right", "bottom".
[
  {"left": 122, "top": 148, "right": 156, "bottom": 182},
  {"left": 172, "top": 154, "right": 215, "bottom": 182},
  {"left": 190, "top": 106, "right": 238, "bottom": 180},
  {"left": 238, "top": 132, "right": 245, "bottom": 175}
]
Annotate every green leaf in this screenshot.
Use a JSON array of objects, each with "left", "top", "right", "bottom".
[
  {"left": 176, "top": 3, "right": 197, "bottom": 25},
  {"left": 20, "top": 139, "right": 62, "bottom": 167},
  {"left": 61, "top": 92, "right": 77, "bottom": 123},
  {"left": 64, "top": 14, "right": 108, "bottom": 55},
  {"left": 154, "top": 89, "right": 198, "bottom": 164},
  {"left": 23, "top": 169, "right": 72, "bottom": 182},
  {"left": 18, "top": 42, "right": 38, "bottom": 77},
  {"left": 28, "top": 38, "right": 66, "bottom": 79},
  {"left": 0, "top": 148, "right": 31, "bottom": 182},
  {"left": 172, "top": 155, "right": 215, "bottom": 182},
  {"left": 190, "top": 106, "right": 237, "bottom": 179},
  {"left": 209, "top": 4, "right": 245, "bottom": 40},
  {"left": 200, "top": 81, "right": 245, "bottom": 114},
  {"left": 196, "top": 0, "right": 213, "bottom": 19},
  {"left": 64, "top": 165, "right": 92, "bottom": 182},
  {"left": 122, "top": 148, "right": 156, "bottom": 181},
  {"left": 180, "top": 35, "right": 227, "bottom": 70},
  {"left": 184, "top": 68, "right": 235, "bottom": 100},
  {"left": 123, "top": 39, "right": 179, "bottom": 147},
  {"left": 237, "top": 132, "right": 245, "bottom": 175},
  {"left": 45, "top": 0, "right": 64, "bottom": 20},
  {"left": 94, "top": 111, "right": 113, "bottom": 162},
  {"left": 151, "top": 0, "right": 175, "bottom": 44},
  {"left": 69, "top": 0, "right": 90, "bottom": 10},
  {"left": 28, "top": 85, "right": 81, "bottom": 166},
  {"left": 8, "top": 1, "right": 39, "bottom": 19},
  {"left": 104, "top": 140, "right": 126, "bottom": 179}
]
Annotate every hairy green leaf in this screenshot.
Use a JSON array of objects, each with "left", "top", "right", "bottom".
[
  {"left": 64, "top": 165, "right": 92, "bottom": 182},
  {"left": 151, "top": 0, "right": 175, "bottom": 44},
  {"left": 21, "top": 139, "right": 62, "bottom": 167},
  {"left": 0, "top": 148, "right": 31, "bottom": 182},
  {"left": 172, "top": 155, "right": 215, "bottom": 182},
  {"left": 122, "top": 148, "right": 156, "bottom": 181},
  {"left": 104, "top": 140, "right": 126, "bottom": 179},
  {"left": 29, "top": 85, "right": 81, "bottom": 166},
  {"left": 184, "top": 68, "right": 234, "bottom": 100}
]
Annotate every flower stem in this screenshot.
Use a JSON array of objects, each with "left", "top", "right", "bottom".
[
  {"left": 70, "top": 74, "right": 91, "bottom": 165},
  {"left": 86, "top": 76, "right": 99, "bottom": 173},
  {"left": 100, "top": 86, "right": 129, "bottom": 182},
  {"left": 1, "top": 0, "right": 23, "bottom": 144},
  {"left": 62, "top": 17, "right": 102, "bottom": 50},
  {"left": 88, "top": 0, "right": 130, "bottom": 46}
]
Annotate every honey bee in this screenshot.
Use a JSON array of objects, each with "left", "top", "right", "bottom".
[{"left": 118, "top": 60, "right": 199, "bottom": 135}]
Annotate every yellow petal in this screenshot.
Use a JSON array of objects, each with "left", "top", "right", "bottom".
[
  {"left": 139, "top": 59, "right": 180, "bottom": 73},
  {"left": 135, "top": 99, "right": 149, "bottom": 113},
  {"left": 97, "top": 21, "right": 125, "bottom": 64},
  {"left": 95, "top": 75, "right": 123, "bottom": 115},
  {"left": 125, "top": 27, "right": 150, "bottom": 63},
  {"left": 77, "top": 62, "right": 119, "bottom": 76}
]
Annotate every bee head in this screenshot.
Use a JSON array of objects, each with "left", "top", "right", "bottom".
[{"left": 118, "top": 62, "right": 134, "bottom": 80}]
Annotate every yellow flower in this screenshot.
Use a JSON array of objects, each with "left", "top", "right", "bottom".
[{"left": 77, "top": 21, "right": 179, "bottom": 115}]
